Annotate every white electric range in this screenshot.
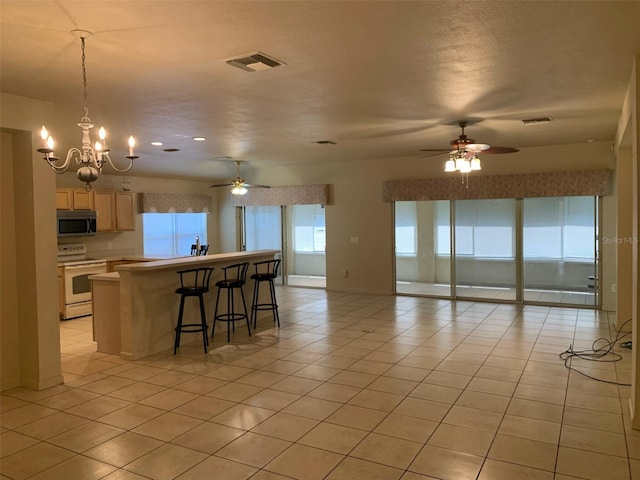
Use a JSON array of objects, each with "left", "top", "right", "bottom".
[{"left": 57, "top": 244, "right": 107, "bottom": 320}]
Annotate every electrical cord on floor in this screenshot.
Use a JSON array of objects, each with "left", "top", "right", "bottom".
[{"left": 559, "top": 318, "right": 632, "bottom": 386}]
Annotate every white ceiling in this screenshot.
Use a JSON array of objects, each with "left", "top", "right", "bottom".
[{"left": 2, "top": 1, "right": 640, "bottom": 182}]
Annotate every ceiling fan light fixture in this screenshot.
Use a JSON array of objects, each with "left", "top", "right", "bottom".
[
  {"left": 459, "top": 159, "right": 472, "bottom": 173},
  {"left": 445, "top": 158, "right": 456, "bottom": 172},
  {"left": 231, "top": 184, "right": 248, "bottom": 195},
  {"left": 470, "top": 154, "right": 481, "bottom": 171}
]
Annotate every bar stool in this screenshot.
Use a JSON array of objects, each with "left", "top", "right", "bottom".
[
  {"left": 212, "top": 262, "right": 251, "bottom": 342},
  {"left": 250, "top": 259, "right": 281, "bottom": 329},
  {"left": 174, "top": 267, "right": 214, "bottom": 354}
]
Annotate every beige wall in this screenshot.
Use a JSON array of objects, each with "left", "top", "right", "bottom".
[
  {"left": 621, "top": 57, "right": 640, "bottom": 429},
  {"left": 1, "top": 93, "right": 63, "bottom": 390}
]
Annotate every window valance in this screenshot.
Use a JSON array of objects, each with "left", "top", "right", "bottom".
[
  {"left": 382, "top": 169, "right": 612, "bottom": 202},
  {"left": 231, "top": 184, "right": 330, "bottom": 206},
  {"left": 139, "top": 193, "right": 212, "bottom": 213}
]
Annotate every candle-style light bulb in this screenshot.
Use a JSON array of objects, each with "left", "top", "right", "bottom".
[
  {"left": 95, "top": 141, "right": 102, "bottom": 152},
  {"left": 128, "top": 136, "right": 135, "bottom": 156},
  {"left": 99, "top": 127, "right": 106, "bottom": 140},
  {"left": 47, "top": 136, "right": 54, "bottom": 150},
  {"left": 40, "top": 125, "right": 49, "bottom": 141}
]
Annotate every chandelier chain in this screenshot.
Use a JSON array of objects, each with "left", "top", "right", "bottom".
[{"left": 80, "top": 37, "right": 90, "bottom": 123}]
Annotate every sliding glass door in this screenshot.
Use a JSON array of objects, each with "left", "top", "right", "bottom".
[
  {"left": 454, "top": 199, "right": 517, "bottom": 301},
  {"left": 394, "top": 196, "right": 599, "bottom": 307},
  {"left": 242, "top": 204, "right": 326, "bottom": 288},
  {"left": 286, "top": 204, "right": 326, "bottom": 288},
  {"left": 522, "top": 196, "right": 598, "bottom": 306},
  {"left": 395, "top": 200, "right": 451, "bottom": 296},
  {"left": 244, "top": 206, "right": 282, "bottom": 252}
]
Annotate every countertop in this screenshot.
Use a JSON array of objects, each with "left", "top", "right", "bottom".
[
  {"left": 88, "top": 254, "right": 189, "bottom": 262},
  {"left": 117, "top": 250, "right": 280, "bottom": 273},
  {"left": 89, "top": 272, "right": 120, "bottom": 282}
]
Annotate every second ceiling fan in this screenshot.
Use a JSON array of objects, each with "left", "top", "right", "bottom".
[{"left": 209, "top": 160, "right": 270, "bottom": 195}]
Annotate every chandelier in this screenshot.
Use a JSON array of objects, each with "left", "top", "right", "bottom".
[{"left": 37, "top": 30, "right": 137, "bottom": 190}]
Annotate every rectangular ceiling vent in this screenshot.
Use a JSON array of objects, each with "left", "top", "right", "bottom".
[
  {"left": 522, "top": 117, "right": 553, "bottom": 126},
  {"left": 225, "top": 51, "right": 285, "bottom": 72}
]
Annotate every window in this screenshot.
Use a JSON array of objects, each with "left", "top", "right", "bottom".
[
  {"left": 143, "top": 213, "right": 207, "bottom": 256},
  {"left": 292, "top": 205, "right": 325, "bottom": 252},
  {"left": 245, "top": 206, "right": 281, "bottom": 251},
  {"left": 451, "top": 199, "right": 515, "bottom": 258},
  {"left": 523, "top": 196, "right": 595, "bottom": 259},
  {"left": 395, "top": 202, "right": 417, "bottom": 255}
]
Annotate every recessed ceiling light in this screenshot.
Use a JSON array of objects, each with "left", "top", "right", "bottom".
[
  {"left": 151, "top": 141, "right": 163, "bottom": 146},
  {"left": 193, "top": 137, "right": 206, "bottom": 141}
]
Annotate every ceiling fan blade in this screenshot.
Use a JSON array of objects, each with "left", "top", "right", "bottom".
[
  {"left": 483, "top": 146, "right": 519, "bottom": 154},
  {"left": 209, "top": 183, "right": 233, "bottom": 188},
  {"left": 244, "top": 183, "right": 271, "bottom": 189},
  {"left": 466, "top": 143, "right": 490, "bottom": 152}
]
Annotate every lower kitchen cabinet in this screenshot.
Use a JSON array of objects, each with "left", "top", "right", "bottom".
[{"left": 57, "top": 266, "right": 64, "bottom": 318}]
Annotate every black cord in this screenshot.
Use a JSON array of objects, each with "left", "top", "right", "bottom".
[{"left": 559, "top": 318, "right": 632, "bottom": 386}]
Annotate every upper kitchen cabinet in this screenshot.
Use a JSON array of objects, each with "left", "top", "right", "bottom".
[
  {"left": 93, "top": 191, "right": 136, "bottom": 232},
  {"left": 94, "top": 191, "right": 116, "bottom": 232},
  {"left": 115, "top": 192, "right": 135, "bottom": 231},
  {"left": 55, "top": 188, "right": 94, "bottom": 210},
  {"left": 56, "top": 188, "right": 135, "bottom": 231}
]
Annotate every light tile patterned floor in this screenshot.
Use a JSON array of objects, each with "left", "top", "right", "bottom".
[{"left": 1, "top": 287, "right": 637, "bottom": 479}]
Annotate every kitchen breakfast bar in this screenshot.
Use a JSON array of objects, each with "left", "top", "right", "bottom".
[{"left": 90, "top": 250, "right": 279, "bottom": 360}]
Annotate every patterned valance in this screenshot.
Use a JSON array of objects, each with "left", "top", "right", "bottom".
[
  {"left": 383, "top": 169, "right": 613, "bottom": 202},
  {"left": 139, "top": 193, "right": 212, "bottom": 213},
  {"left": 231, "top": 184, "right": 330, "bottom": 206}
]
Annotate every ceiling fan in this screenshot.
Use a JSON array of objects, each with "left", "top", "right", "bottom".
[
  {"left": 419, "top": 120, "right": 519, "bottom": 172},
  {"left": 209, "top": 160, "right": 270, "bottom": 195}
]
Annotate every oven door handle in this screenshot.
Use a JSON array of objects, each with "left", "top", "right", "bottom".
[{"left": 63, "top": 263, "right": 107, "bottom": 271}]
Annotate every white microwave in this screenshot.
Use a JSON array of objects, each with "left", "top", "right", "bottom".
[{"left": 57, "top": 210, "right": 97, "bottom": 237}]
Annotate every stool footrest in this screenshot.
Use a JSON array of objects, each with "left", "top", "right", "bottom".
[
  {"left": 215, "top": 313, "right": 248, "bottom": 322},
  {"left": 252, "top": 304, "right": 278, "bottom": 311},
  {"left": 176, "top": 323, "right": 208, "bottom": 333}
]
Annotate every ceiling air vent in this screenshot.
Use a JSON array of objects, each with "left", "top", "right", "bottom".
[
  {"left": 225, "top": 51, "right": 285, "bottom": 72},
  {"left": 522, "top": 117, "right": 553, "bottom": 126}
]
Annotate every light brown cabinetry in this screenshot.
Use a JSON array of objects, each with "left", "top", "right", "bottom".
[
  {"left": 55, "top": 189, "right": 73, "bottom": 210},
  {"left": 61, "top": 189, "right": 136, "bottom": 232},
  {"left": 94, "top": 191, "right": 116, "bottom": 232},
  {"left": 57, "top": 266, "right": 64, "bottom": 318},
  {"left": 115, "top": 192, "right": 136, "bottom": 231},
  {"left": 55, "top": 188, "right": 94, "bottom": 210},
  {"left": 73, "top": 190, "right": 94, "bottom": 210}
]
